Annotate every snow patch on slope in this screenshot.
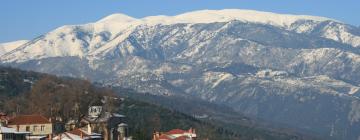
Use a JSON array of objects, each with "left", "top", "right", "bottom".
[
  {"left": 320, "top": 22, "right": 360, "bottom": 47},
  {"left": 203, "top": 72, "right": 235, "bottom": 88},
  {"left": 0, "top": 40, "right": 28, "bottom": 56},
  {"left": 349, "top": 87, "right": 360, "bottom": 95},
  {"left": 139, "top": 9, "right": 333, "bottom": 28}
]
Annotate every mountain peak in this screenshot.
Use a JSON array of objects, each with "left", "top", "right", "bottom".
[
  {"left": 95, "top": 9, "right": 336, "bottom": 28},
  {"left": 97, "top": 13, "right": 137, "bottom": 24},
  {"left": 121, "top": 9, "right": 336, "bottom": 28},
  {"left": 172, "top": 9, "right": 335, "bottom": 26}
]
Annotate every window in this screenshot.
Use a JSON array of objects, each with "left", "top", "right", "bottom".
[
  {"left": 26, "top": 126, "right": 30, "bottom": 131},
  {"left": 33, "top": 125, "right": 38, "bottom": 131},
  {"left": 41, "top": 125, "right": 45, "bottom": 131},
  {"left": 4, "top": 133, "right": 13, "bottom": 139}
]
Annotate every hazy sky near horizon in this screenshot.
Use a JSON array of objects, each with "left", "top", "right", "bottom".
[{"left": 0, "top": 0, "right": 359, "bottom": 43}]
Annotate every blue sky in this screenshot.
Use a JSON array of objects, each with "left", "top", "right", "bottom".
[{"left": 0, "top": 0, "right": 359, "bottom": 43}]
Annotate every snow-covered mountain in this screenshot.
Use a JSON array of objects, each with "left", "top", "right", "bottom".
[
  {"left": 1, "top": 9, "right": 359, "bottom": 63},
  {"left": 2, "top": 9, "right": 360, "bottom": 139},
  {"left": 0, "top": 40, "right": 28, "bottom": 56}
]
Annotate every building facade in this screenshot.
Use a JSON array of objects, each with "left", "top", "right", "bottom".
[
  {"left": 0, "top": 126, "right": 30, "bottom": 140},
  {"left": 7, "top": 115, "right": 53, "bottom": 138}
]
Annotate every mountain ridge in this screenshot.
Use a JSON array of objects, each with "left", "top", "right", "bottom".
[{"left": 0, "top": 9, "right": 358, "bottom": 63}]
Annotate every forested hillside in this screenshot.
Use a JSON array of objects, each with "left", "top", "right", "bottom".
[{"left": 0, "top": 67, "right": 315, "bottom": 140}]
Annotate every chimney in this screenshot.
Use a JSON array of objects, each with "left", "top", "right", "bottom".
[
  {"left": 152, "top": 132, "right": 160, "bottom": 140},
  {"left": 87, "top": 124, "right": 92, "bottom": 134},
  {"left": 157, "top": 132, "right": 160, "bottom": 139}
]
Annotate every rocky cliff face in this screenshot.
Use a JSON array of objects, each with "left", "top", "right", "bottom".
[{"left": 2, "top": 9, "right": 360, "bottom": 139}]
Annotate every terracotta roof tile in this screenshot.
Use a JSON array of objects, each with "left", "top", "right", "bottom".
[
  {"left": 158, "top": 134, "right": 172, "bottom": 140},
  {"left": 174, "top": 136, "right": 189, "bottom": 140},
  {"left": 8, "top": 115, "right": 50, "bottom": 125},
  {"left": 68, "top": 128, "right": 89, "bottom": 137},
  {"left": 166, "top": 129, "right": 186, "bottom": 135}
]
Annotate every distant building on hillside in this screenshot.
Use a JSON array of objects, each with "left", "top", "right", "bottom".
[
  {"left": 153, "top": 128, "right": 196, "bottom": 140},
  {"left": 62, "top": 96, "right": 131, "bottom": 140},
  {"left": 88, "top": 105, "right": 103, "bottom": 118},
  {"left": 62, "top": 97, "right": 132, "bottom": 140},
  {"left": 0, "top": 113, "right": 10, "bottom": 126},
  {"left": 81, "top": 106, "right": 131, "bottom": 140},
  {"left": 7, "top": 115, "right": 53, "bottom": 140}
]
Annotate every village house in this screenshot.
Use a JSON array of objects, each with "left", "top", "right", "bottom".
[
  {"left": 80, "top": 102, "right": 131, "bottom": 140},
  {"left": 153, "top": 128, "right": 197, "bottom": 140},
  {"left": 82, "top": 97, "right": 131, "bottom": 140},
  {"left": 7, "top": 115, "right": 53, "bottom": 140},
  {"left": 63, "top": 97, "right": 131, "bottom": 140},
  {"left": 53, "top": 126, "right": 102, "bottom": 140},
  {"left": 0, "top": 126, "right": 30, "bottom": 140}
]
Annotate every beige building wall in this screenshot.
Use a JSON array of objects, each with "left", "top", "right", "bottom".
[{"left": 8, "top": 123, "right": 52, "bottom": 136}]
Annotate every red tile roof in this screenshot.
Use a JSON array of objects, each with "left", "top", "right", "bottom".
[
  {"left": 158, "top": 134, "right": 172, "bottom": 140},
  {"left": 0, "top": 113, "right": 9, "bottom": 121},
  {"left": 68, "top": 128, "right": 89, "bottom": 137},
  {"left": 157, "top": 134, "right": 190, "bottom": 140},
  {"left": 8, "top": 115, "right": 51, "bottom": 125},
  {"left": 174, "top": 136, "right": 188, "bottom": 140},
  {"left": 154, "top": 128, "right": 196, "bottom": 140},
  {"left": 166, "top": 129, "right": 187, "bottom": 135}
]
